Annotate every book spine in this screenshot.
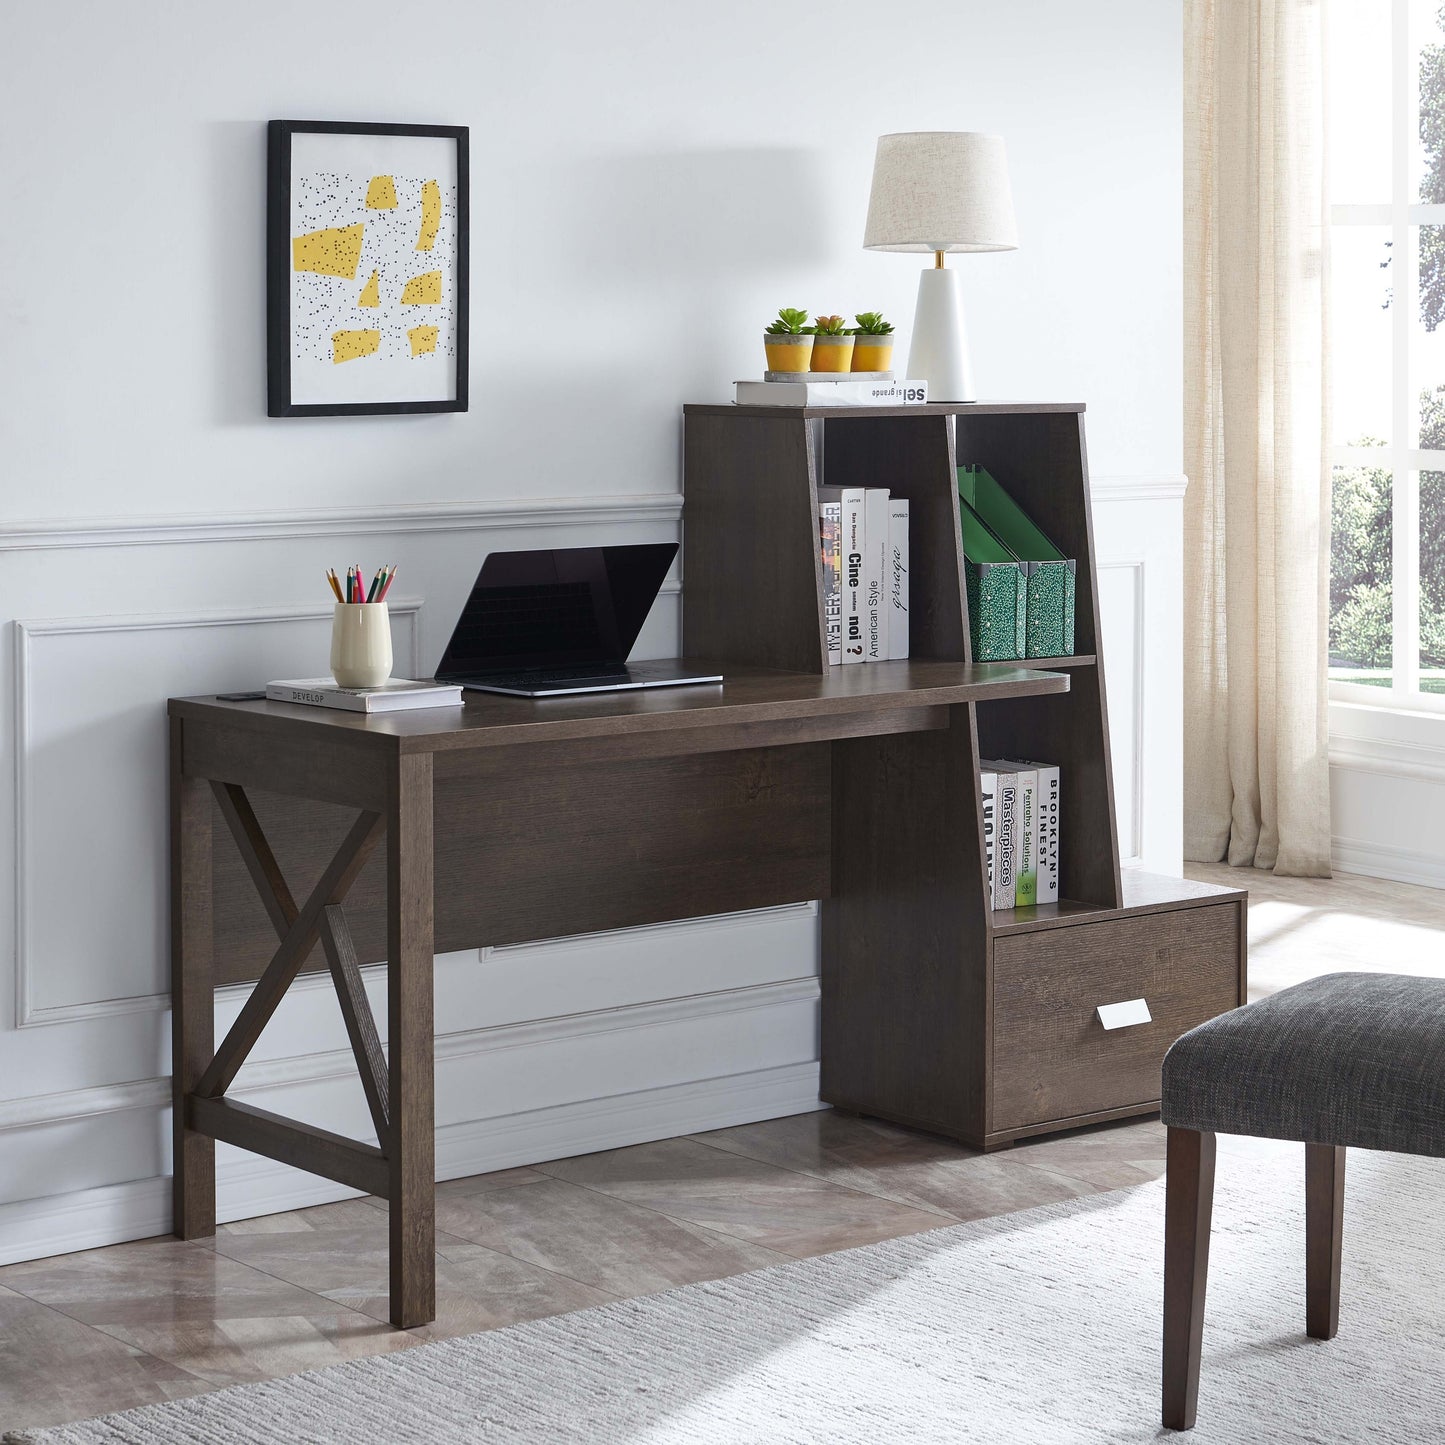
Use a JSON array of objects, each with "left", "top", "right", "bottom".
[
  {"left": 819, "top": 500, "right": 843, "bottom": 665},
  {"left": 265, "top": 683, "right": 366, "bottom": 711},
  {"left": 888, "top": 498, "right": 909, "bottom": 659},
  {"left": 864, "top": 488, "right": 889, "bottom": 661},
  {"left": 993, "top": 775, "right": 1017, "bottom": 910},
  {"left": 1034, "top": 764, "right": 1061, "bottom": 903},
  {"left": 980, "top": 770, "right": 997, "bottom": 902},
  {"left": 1013, "top": 770, "right": 1038, "bottom": 907},
  {"left": 841, "top": 488, "right": 866, "bottom": 663}
]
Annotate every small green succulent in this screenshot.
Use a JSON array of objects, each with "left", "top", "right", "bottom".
[
  {"left": 764, "top": 308, "right": 810, "bottom": 335},
  {"left": 811, "top": 314, "right": 848, "bottom": 336},
  {"left": 850, "top": 312, "right": 895, "bottom": 335}
]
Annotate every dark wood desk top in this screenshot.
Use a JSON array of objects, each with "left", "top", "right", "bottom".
[{"left": 170, "top": 659, "right": 1072, "bottom": 754}]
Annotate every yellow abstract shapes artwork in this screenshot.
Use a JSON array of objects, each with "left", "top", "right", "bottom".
[
  {"left": 332, "top": 329, "right": 381, "bottom": 364},
  {"left": 408, "top": 325, "right": 439, "bottom": 357},
  {"left": 365, "top": 175, "right": 398, "bottom": 209},
  {"left": 358, "top": 270, "right": 380, "bottom": 308},
  {"left": 401, "top": 270, "right": 442, "bottom": 305},
  {"left": 292, "top": 223, "right": 365, "bottom": 280},
  {"left": 416, "top": 179, "right": 440, "bottom": 251}
]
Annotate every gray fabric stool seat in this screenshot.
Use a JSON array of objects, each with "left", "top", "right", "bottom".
[
  {"left": 1162, "top": 971, "right": 1445, "bottom": 1156},
  {"left": 1158, "top": 972, "right": 1445, "bottom": 1431}
]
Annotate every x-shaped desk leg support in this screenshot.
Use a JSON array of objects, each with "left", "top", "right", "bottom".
[{"left": 171, "top": 746, "right": 437, "bottom": 1328}]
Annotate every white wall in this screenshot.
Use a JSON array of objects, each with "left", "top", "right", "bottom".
[{"left": 0, "top": 0, "right": 1183, "bottom": 1262}]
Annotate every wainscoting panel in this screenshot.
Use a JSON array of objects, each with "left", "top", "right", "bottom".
[
  {"left": 14, "top": 603, "right": 420, "bottom": 1026},
  {"left": 1092, "top": 477, "right": 1185, "bottom": 876},
  {"left": 1097, "top": 561, "right": 1144, "bottom": 863}
]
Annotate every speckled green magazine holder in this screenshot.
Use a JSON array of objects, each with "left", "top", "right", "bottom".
[
  {"left": 958, "top": 503, "right": 1026, "bottom": 661},
  {"left": 958, "top": 467, "right": 1076, "bottom": 658}
]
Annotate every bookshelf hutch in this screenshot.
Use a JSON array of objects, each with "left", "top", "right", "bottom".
[{"left": 682, "top": 401, "right": 1245, "bottom": 1149}]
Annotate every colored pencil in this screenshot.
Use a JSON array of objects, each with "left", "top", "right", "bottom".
[
  {"left": 365, "top": 567, "right": 382, "bottom": 603},
  {"left": 378, "top": 566, "right": 397, "bottom": 603},
  {"left": 326, "top": 569, "right": 343, "bottom": 603}
]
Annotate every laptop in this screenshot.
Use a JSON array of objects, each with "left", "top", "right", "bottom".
[{"left": 434, "top": 543, "right": 723, "bottom": 697}]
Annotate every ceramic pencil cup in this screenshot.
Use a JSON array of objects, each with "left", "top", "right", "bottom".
[{"left": 331, "top": 602, "right": 393, "bottom": 688}]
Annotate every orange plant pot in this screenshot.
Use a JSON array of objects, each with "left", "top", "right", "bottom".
[
  {"left": 764, "top": 333, "right": 814, "bottom": 373},
  {"left": 810, "top": 335, "right": 855, "bottom": 373},
  {"left": 851, "top": 339, "right": 895, "bottom": 372}
]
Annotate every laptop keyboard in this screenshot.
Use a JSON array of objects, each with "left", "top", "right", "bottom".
[{"left": 470, "top": 667, "right": 629, "bottom": 688}]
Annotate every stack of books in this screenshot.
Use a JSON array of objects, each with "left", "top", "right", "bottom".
[
  {"left": 980, "top": 759, "right": 1061, "bottom": 910},
  {"left": 818, "top": 487, "right": 909, "bottom": 663}
]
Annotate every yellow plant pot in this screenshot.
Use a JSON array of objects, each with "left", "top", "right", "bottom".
[
  {"left": 764, "top": 333, "right": 814, "bottom": 373},
  {"left": 851, "top": 338, "right": 895, "bottom": 372},
  {"left": 810, "top": 335, "right": 855, "bottom": 373}
]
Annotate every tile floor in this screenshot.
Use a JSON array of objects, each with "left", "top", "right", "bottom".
[{"left": 4, "top": 863, "right": 1443, "bottom": 1432}]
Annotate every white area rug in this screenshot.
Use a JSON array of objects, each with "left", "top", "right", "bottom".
[{"left": 11, "top": 1144, "right": 1445, "bottom": 1443}]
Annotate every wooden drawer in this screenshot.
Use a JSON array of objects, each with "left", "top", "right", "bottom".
[{"left": 991, "top": 903, "right": 1242, "bottom": 1133}]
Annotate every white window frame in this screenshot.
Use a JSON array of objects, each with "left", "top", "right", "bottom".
[{"left": 1330, "top": 0, "right": 1445, "bottom": 713}]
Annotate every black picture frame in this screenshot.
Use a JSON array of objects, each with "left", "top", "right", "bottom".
[{"left": 267, "top": 119, "right": 469, "bottom": 418}]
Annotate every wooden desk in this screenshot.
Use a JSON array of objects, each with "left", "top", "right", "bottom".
[{"left": 168, "top": 659, "right": 1071, "bottom": 1327}]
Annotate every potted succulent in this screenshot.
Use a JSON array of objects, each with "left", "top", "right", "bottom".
[
  {"left": 850, "top": 312, "right": 896, "bottom": 372},
  {"left": 809, "top": 314, "right": 855, "bottom": 373},
  {"left": 763, "top": 308, "right": 814, "bottom": 374}
]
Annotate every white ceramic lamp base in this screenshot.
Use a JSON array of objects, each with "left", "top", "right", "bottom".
[{"left": 906, "top": 266, "right": 975, "bottom": 403}]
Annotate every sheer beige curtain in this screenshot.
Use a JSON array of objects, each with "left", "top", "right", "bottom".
[{"left": 1184, "top": 0, "right": 1332, "bottom": 876}]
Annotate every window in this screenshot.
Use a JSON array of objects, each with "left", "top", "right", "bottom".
[{"left": 1329, "top": 0, "right": 1445, "bottom": 707}]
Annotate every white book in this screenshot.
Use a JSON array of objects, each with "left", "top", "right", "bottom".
[
  {"left": 888, "top": 497, "right": 910, "bottom": 659},
  {"left": 979, "top": 760, "right": 1018, "bottom": 909},
  {"left": 1014, "top": 760, "right": 1060, "bottom": 903},
  {"left": 838, "top": 487, "right": 867, "bottom": 663},
  {"left": 267, "top": 677, "right": 464, "bottom": 713},
  {"left": 733, "top": 379, "right": 929, "bottom": 407},
  {"left": 864, "top": 488, "right": 890, "bottom": 661},
  {"left": 816, "top": 491, "right": 844, "bottom": 664},
  {"left": 998, "top": 765, "right": 1038, "bottom": 907}
]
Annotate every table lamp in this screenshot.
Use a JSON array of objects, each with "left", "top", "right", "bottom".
[{"left": 863, "top": 131, "right": 1018, "bottom": 402}]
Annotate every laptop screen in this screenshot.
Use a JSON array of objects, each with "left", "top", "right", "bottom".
[{"left": 435, "top": 543, "right": 677, "bottom": 678}]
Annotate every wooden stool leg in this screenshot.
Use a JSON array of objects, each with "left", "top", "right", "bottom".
[
  {"left": 1163, "top": 1127, "right": 1216, "bottom": 1431},
  {"left": 1305, "top": 1143, "right": 1345, "bottom": 1340}
]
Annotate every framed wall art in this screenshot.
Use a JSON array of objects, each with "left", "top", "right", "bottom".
[{"left": 267, "top": 120, "right": 469, "bottom": 417}]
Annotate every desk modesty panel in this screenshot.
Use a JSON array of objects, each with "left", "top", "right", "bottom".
[{"left": 170, "top": 660, "right": 1072, "bottom": 988}]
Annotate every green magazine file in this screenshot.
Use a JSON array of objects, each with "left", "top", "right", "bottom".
[
  {"left": 958, "top": 466, "right": 1076, "bottom": 658},
  {"left": 958, "top": 499, "right": 1026, "bottom": 661}
]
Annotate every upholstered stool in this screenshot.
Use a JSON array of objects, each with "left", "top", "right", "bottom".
[{"left": 1158, "top": 972, "right": 1445, "bottom": 1431}]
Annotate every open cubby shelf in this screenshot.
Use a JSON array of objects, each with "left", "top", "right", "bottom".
[{"left": 681, "top": 401, "right": 1246, "bottom": 1150}]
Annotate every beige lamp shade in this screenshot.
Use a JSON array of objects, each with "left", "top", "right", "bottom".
[{"left": 863, "top": 131, "right": 1018, "bottom": 253}]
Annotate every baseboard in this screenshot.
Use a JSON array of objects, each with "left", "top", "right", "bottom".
[
  {"left": 0, "top": 1062, "right": 823, "bottom": 1266},
  {"left": 0, "top": 1177, "right": 173, "bottom": 1268},
  {"left": 1331, "top": 834, "right": 1445, "bottom": 891}
]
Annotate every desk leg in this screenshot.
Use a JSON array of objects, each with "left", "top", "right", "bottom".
[
  {"left": 387, "top": 753, "right": 435, "bottom": 1328},
  {"left": 170, "top": 719, "right": 215, "bottom": 1239}
]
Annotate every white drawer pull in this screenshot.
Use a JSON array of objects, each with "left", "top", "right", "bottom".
[{"left": 1097, "top": 998, "right": 1152, "bottom": 1030}]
